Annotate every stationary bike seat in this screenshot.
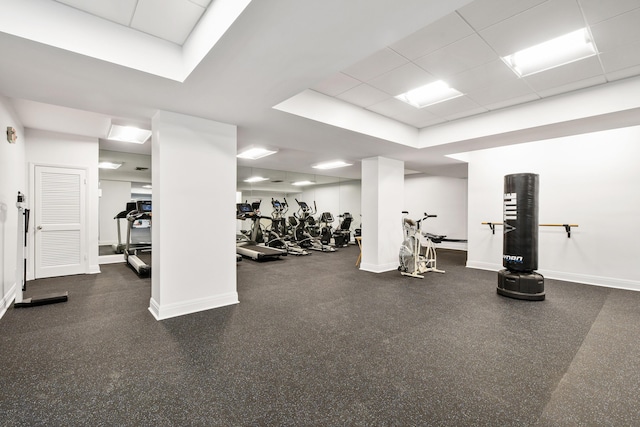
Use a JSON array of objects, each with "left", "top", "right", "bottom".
[{"left": 424, "top": 233, "right": 446, "bottom": 243}]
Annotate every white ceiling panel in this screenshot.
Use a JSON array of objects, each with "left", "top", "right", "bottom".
[
  {"left": 367, "top": 63, "right": 436, "bottom": 96},
  {"left": 414, "top": 34, "right": 497, "bottom": 78},
  {"left": 479, "top": 0, "right": 586, "bottom": 56},
  {"left": 336, "top": 84, "right": 390, "bottom": 108},
  {"left": 466, "top": 78, "right": 535, "bottom": 106},
  {"left": 606, "top": 64, "right": 640, "bottom": 81},
  {"left": 443, "top": 105, "right": 490, "bottom": 122},
  {"left": 457, "top": 0, "right": 547, "bottom": 30},
  {"left": 590, "top": 7, "right": 640, "bottom": 52},
  {"left": 536, "top": 75, "right": 607, "bottom": 98},
  {"left": 342, "top": 48, "right": 408, "bottom": 82},
  {"left": 449, "top": 59, "right": 517, "bottom": 93},
  {"left": 189, "top": 0, "right": 212, "bottom": 7},
  {"left": 523, "top": 56, "right": 604, "bottom": 92},
  {"left": 311, "top": 73, "right": 361, "bottom": 96},
  {"left": 599, "top": 40, "right": 640, "bottom": 74},
  {"left": 422, "top": 95, "right": 485, "bottom": 118},
  {"left": 579, "top": 0, "right": 640, "bottom": 25},
  {"left": 366, "top": 98, "right": 443, "bottom": 128},
  {"left": 54, "top": 0, "right": 138, "bottom": 26},
  {"left": 131, "top": 0, "right": 206, "bottom": 45},
  {"left": 484, "top": 93, "right": 541, "bottom": 111},
  {"left": 389, "top": 13, "right": 474, "bottom": 60}
]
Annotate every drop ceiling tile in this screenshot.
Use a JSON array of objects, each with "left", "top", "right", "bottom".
[
  {"left": 367, "top": 63, "right": 435, "bottom": 96},
  {"left": 523, "top": 56, "right": 604, "bottom": 93},
  {"left": 579, "top": 0, "right": 640, "bottom": 24},
  {"left": 414, "top": 34, "right": 498, "bottom": 78},
  {"left": 599, "top": 40, "right": 640, "bottom": 74},
  {"left": 55, "top": 0, "right": 138, "bottom": 25},
  {"left": 448, "top": 59, "right": 517, "bottom": 94},
  {"left": 367, "top": 98, "right": 442, "bottom": 128},
  {"left": 536, "top": 75, "right": 607, "bottom": 98},
  {"left": 389, "top": 13, "right": 474, "bottom": 60},
  {"left": 485, "top": 93, "right": 540, "bottom": 111},
  {"left": 606, "top": 64, "right": 640, "bottom": 81},
  {"left": 336, "top": 84, "right": 390, "bottom": 108},
  {"left": 466, "top": 78, "right": 535, "bottom": 106},
  {"left": 342, "top": 48, "right": 409, "bottom": 82},
  {"left": 421, "top": 95, "right": 484, "bottom": 118},
  {"left": 311, "top": 73, "right": 361, "bottom": 96},
  {"left": 590, "top": 7, "right": 640, "bottom": 52},
  {"left": 479, "top": 0, "right": 586, "bottom": 56},
  {"left": 443, "top": 106, "right": 490, "bottom": 122},
  {"left": 189, "top": 0, "right": 212, "bottom": 7},
  {"left": 131, "top": 0, "right": 205, "bottom": 45},
  {"left": 458, "top": 0, "right": 547, "bottom": 31}
]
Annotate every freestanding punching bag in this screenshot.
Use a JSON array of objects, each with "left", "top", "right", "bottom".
[{"left": 497, "top": 173, "right": 545, "bottom": 301}]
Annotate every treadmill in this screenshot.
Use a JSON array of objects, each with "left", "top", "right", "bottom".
[
  {"left": 236, "top": 202, "right": 286, "bottom": 261},
  {"left": 112, "top": 201, "right": 137, "bottom": 254},
  {"left": 124, "top": 200, "right": 152, "bottom": 276}
]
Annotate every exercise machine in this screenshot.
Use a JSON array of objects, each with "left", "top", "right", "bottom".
[
  {"left": 111, "top": 201, "right": 137, "bottom": 254},
  {"left": 269, "top": 198, "right": 308, "bottom": 256},
  {"left": 124, "top": 200, "right": 152, "bottom": 277},
  {"left": 398, "top": 211, "right": 444, "bottom": 279},
  {"left": 14, "top": 192, "right": 68, "bottom": 308},
  {"left": 294, "top": 199, "right": 336, "bottom": 252},
  {"left": 332, "top": 213, "right": 353, "bottom": 247},
  {"left": 236, "top": 202, "right": 286, "bottom": 261}
]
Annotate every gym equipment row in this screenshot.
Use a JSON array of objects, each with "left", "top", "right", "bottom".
[{"left": 235, "top": 198, "right": 357, "bottom": 261}]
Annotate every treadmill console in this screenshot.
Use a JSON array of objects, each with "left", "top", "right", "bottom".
[
  {"left": 137, "top": 200, "right": 152, "bottom": 214},
  {"left": 298, "top": 201, "right": 308, "bottom": 211},
  {"left": 237, "top": 203, "right": 254, "bottom": 215}
]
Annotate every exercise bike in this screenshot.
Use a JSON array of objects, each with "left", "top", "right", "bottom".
[{"left": 398, "top": 211, "right": 445, "bottom": 279}]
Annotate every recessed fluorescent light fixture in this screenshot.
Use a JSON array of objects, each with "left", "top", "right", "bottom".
[
  {"left": 142, "top": 184, "right": 152, "bottom": 189},
  {"left": 244, "top": 176, "right": 269, "bottom": 183},
  {"left": 292, "top": 180, "right": 314, "bottom": 186},
  {"left": 502, "top": 28, "right": 597, "bottom": 77},
  {"left": 107, "top": 124, "right": 152, "bottom": 144},
  {"left": 312, "top": 160, "right": 353, "bottom": 170},
  {"left": 98, "top": 161, "right": 122, "bottom": 169},
  {"left": 395, "top": 80, "right": 463, "bottom": 108},
  {"left": 237, "top": 147, "right": 278, "bottom": 160}
]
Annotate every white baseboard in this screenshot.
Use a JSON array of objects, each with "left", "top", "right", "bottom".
[
  {"left": 466, "top": 261, "right": 640, "bottom": 292},
  {"left": 0, "top": 282, "right": 17, "bottom": 320},
  {"left": 360, "top": 262, "right": 398, "bottom": 273},
  {"left": 99, "top": 254, "right": 125, "bottom": 265},
  {"left": 149, "top": 292, "right": 239, "bottom": 321}
]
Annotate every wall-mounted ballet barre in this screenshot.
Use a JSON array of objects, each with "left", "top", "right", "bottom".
[{"left": 481, "top": 222, "right": 579, "bottom": 238}]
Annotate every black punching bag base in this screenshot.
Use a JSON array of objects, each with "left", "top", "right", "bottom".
[{"left": 497, "top": 269, "right": 545, "bottom": 301}]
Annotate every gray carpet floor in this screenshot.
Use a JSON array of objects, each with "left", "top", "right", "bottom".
[{"left": 1, "top": 245, "right": 639, "bottom": 426}]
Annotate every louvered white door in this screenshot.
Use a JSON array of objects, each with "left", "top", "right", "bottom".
[{"left": 34, "top": 166, "right": 86, "bottom": 278}]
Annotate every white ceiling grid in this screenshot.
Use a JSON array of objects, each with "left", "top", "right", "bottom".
[
  {"left": 310, "top": 0, "right": 640, "bottom": 129},
  {"left": 54, "top": 0, "right": 212, "bottom": 45}
]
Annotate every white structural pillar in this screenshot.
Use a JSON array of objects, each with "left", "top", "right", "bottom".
[
  {"left": 149, "top": 110, "right": 238, "bottom": 320},
  {"left": 360, "top": 156, "right": 404, "bottom": 273}
]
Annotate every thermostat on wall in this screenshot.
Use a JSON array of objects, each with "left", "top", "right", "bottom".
[{"left": 6, "top": 127, "right": 17, "bottom": 143}]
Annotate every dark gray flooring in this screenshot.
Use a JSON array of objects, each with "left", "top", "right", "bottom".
[{"left": 1, "top": 245, "right": 639, "bottom": 426}]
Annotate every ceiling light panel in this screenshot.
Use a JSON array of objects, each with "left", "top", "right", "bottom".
[
  {"left": 312, "top": 160, "right": 353, "bottom": 170},
  {"left": 292, "top": 181, "right": 314, "bottom": 186},
  {"left": 368, "top": 63, "right": 436, "bottom": 96},
  {"left": 237, "top": 147, "right": 278, "bottom": 160},
  {"left": 502, "top": 28, "right": 598, "bottom": 77},
  {"left": 98, "top": 161, "right": 123, "bottom": 169},
  {"left": 107, "top": 124, "right": 152, "bottom": 144},
  {"left": 244, "top": 176, "right": 269, "bottom": 183},
  {"left": 395, "top": 80, "right": 463, "bottom": 109}
]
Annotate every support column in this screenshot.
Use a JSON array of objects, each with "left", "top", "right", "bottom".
[
  {"left": 149, "top": 111, "right": 238, "bottom": 320},
  {"left": 360, "top": 156, "right": 404, "bottom": 273}
]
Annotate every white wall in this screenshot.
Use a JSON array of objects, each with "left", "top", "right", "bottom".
[
  {"left": 299, "top": 180, "right": 362, "bottom": 235},
  {"left": 98, "top": 179, "right": 131, "bottom": 246},
  {"left": 0, "top": 95, "right": 26, "bottom": 318},
  {"left": 466, "top": 126, "right": 640, "bottom": 290},
  {"left": 25, "top": 129, "right": 100, "bottom": 276},
  {"left": 403, "top": 175, "right": 468, "bottom": 250}
]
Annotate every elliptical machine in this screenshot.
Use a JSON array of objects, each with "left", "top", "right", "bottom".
[
  {"left": 398, "top": 211, "right": 444, "bottom": 279},
  {"left": 269, "top": 198, "right": 308, "bottom": 256},
  {"left": 294, "top": 199, "right": 336, "bottom": 252}
]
